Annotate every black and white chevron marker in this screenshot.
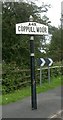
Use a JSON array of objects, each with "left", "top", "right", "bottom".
[
  {"left": 48, "top": 58, "right": 53, "bottom": 66},
  {"left": 38, "top": 58, "right": 53, "bottom": 67},
  {"left": 45, "top": 58, "right": 53, "bottom": 84},
  {"left": 38, "top": 58, "right": 53, "bottom": 85},
  {"left": 39, "top": 58, "right": 45, "bottom": 66},
  {"left": 45, "top": 58, "right": 53, "bottom": 66}
]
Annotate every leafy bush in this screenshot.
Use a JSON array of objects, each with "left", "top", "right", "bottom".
[
  {"left": 2, "top": 62, "right": 30, "bottom": 94},
  {"left": 2, "top": 62, "right": 62, "bottom": 94}
]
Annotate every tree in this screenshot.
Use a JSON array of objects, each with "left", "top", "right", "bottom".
[
  {"left": 2, "top": 2, "right": 32, "bottom": 67},
  {"left": 47, "top": 27, "right": 61, "bottom": 62},
  {"left": 2, "top": 1, "right": 51, "bottom": 68},
  {"left": 0, "top": 2, "right": 2, "bottom": 63}
]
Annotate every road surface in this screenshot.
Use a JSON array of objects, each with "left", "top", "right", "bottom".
[{"left": 2, "top": 86, "right": 63, "bottom": 119}]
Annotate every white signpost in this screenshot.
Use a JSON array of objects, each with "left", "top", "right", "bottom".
[
  {"left": 16, "top": 22, "right": 48, "bottom": 35},
  {"left": 16, "top": 15, "right": 48, "bottom": 110}
]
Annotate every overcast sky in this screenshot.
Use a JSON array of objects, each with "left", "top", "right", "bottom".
[
  {"left": 33, "top": 0, "right": 62, "bottom": 27},
  {"left": 15, "top": 0, "right": 63, "bottom": 27}
]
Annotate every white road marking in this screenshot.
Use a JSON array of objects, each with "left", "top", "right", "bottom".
[{"left": 48, "top": 110, "right": 63, "bottom": 119}]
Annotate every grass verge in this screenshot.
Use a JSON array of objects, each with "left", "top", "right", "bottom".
[{"left": 0, "top": 76, "right": 62, "bottom": 105}]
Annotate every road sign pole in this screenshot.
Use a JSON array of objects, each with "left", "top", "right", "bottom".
[
  {"left": 45, "top": 58, "right": 53, "bottom": 84},
  {"left": 48, "top": 66, "right": 50, "bottom": 84},
  {"left": 40, "top": 66, "right": 42, "bottom": 86},
  {"left": 29, "top": 15, "right": 37, "bottom": 110},
  {"left": 39, "top": 58, "right": 45, "bottom": 86}
]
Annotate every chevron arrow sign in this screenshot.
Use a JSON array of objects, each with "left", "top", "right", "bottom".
[
  {"left": 39, "top": 58, "right": 45, "bottom": 66},
  {"left": 38, "top": 58, "right": 53, "bottom": 67},
  {"left": 45, "top": 58, "right": 53, "bottom": 66}
]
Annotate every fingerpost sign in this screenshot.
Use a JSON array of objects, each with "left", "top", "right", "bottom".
[
  {"left": 16, "top": 15, "right": 48, "bottom": 110},
  {"left": 16, "top": 22, "right": 48, "bottom": 35}
]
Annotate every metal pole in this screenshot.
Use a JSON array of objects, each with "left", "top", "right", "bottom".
[
  {"left": 48, "top": 66, "right": 50, "bottom": 84},
  {"left": 40, "top": 66, "right": 42, "bottom": 86},
  {"left": 29, "top": 15, "right": 37, "bottom": 110}
]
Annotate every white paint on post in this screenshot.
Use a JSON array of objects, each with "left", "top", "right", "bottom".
[
  {"left": 30, "top": 53, "right": 35, "bottom": 56},
  {"left": 30, "top": 36, "right": 34, "bottom": 40}
]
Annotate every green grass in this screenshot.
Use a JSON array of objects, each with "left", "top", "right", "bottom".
[
  {"left": 37, "top": 76, "right": 62, "bottom": 93},
  {"left": 2, "top": 86, "right": 31, "bottom": 105},
  {"left": 0, "top": 76, "right": 62, "bottom": 105}
]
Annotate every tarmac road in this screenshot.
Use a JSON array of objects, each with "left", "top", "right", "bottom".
[{"left": 2, "top": 86, "right": 63, "bottom": 119}]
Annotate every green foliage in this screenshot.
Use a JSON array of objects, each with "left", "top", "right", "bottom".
[
  {"left": 2, "top": 1, "right": 62, "bottom": 96},
  {"left": 2, "top": 1, "right": 52, "bottom": 95},
  {"left": 2, "top": 61, "right": 62, "bottom": 94},
  {"left": 2, "top": 1, "right": 51, "bottom": 66},
  {"left": 2, "top": 62, "right": 31, "bottom": 94},
  {"left": 1, "top": 76, "right": 61, "bottom": 105},
  {"left": 61, "top": 29, "right": 63, "bottom": 60},
  {"left": 48, "top": 27, "right": 62, "bottom": 62},
  {"left": 2, "top": 2, "right": 33, "bottom": 65},
  {"left": 2, "top": 86, "right": 31, "bottom": 105}
]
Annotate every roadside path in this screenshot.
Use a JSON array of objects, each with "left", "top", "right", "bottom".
[{"left": 2, "top": 86, "right": 62, "bottom": 118}]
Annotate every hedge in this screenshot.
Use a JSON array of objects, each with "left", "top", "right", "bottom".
[{"left": 2, "top": 63, "right": 62, "bottom": 94}]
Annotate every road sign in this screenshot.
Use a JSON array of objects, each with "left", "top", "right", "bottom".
[
  {"left": 48, "top": 58, "right": 53, "bottom": 66},
  {"left": 38, "top": 58, "right": 53, "bottom": 85},
  {"left": 45, "top": 58, "right": 53, "bottom": 66},
  {"left": 16, "top": 15, "right": 48, "bottom": 110},
  {"left": 45, "top": 58, "right": 53, "bottom": 83},
  {"left": 39, "top": 58, "right": 45, "bottom": 66},
  {"left": 16, "top": 22, "right": 48, "bottom": 35}
]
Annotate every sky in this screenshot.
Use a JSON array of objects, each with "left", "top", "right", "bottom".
[
  {"left": 16, "top": 0, "right": 63, "bottom": 27},
  {"left": 32, "top": 0, "right": 62, "bottom": 27},
  {"left": 6, "top": 0, "right": 62, "bottom": 27}
]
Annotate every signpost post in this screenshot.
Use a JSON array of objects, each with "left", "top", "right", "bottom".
[
  {"left": 45, "top": 58, "right": 53, "bottom": 84},
  {"left": 16, "top": 15, "right": 48, "bottom": 110},
  {"left": 48, "top": 66, "right": 50, "bottom": 84},
  {"left": 39, "top": 58, "right": 45, "bottom": 86},
  {"left": 29, "top": 15, "right": 37, "bottom": 110}
]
